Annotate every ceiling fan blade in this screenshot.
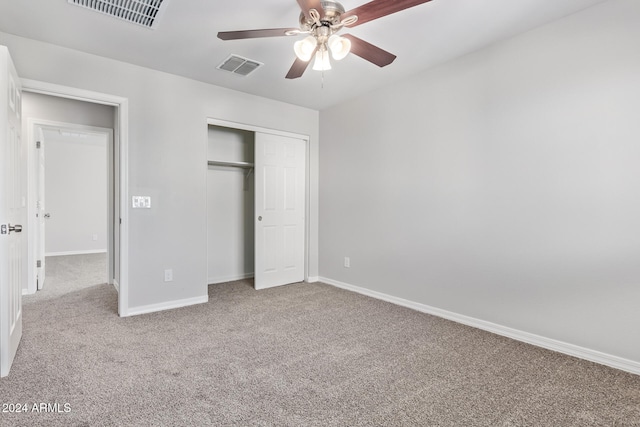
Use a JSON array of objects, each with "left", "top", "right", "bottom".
[
  {"left": 297, "top": 0, "right": 325, "bottom": 21},
  {"left": 285, "top": 49, "right": 317, "bottom": 79},
  {"left": 343, "top": 0, "right": 432, "bottom": 28},
  {"left": 218, "top": 28, "right": 299, "bottom": 41},
  {"left": 342, "top": 34, "right": 396, "bottom": 67}
]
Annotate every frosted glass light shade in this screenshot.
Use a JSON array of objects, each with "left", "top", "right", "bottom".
[
  {"left": 328, "top": 35, "right": 351, "bottom": 60},
  {"left": 312, "top": 49, "right": 332, "bottom": 71},
  {"left": 294, "top": 36, "right": 317, "bottom": 61}
]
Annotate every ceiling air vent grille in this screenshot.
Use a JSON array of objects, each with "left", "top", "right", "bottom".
[
  {"left": 217, "top": 55, "right": 263, "bottom": 77},
  {"left": 68, "top": 0, "right": 168, "bottom": 29}
]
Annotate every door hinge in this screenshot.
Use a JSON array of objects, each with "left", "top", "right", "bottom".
[
  {"left": 36, "top": 140, "right": 41, "bottom": 149},
  {"left": 1, "top": 224, "right": 6, "bottom": 235},
  {"left": 37, "top": 260, "right": 42, "bottom": 268}
]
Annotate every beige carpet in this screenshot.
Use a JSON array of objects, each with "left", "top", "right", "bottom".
[
  {"left": 33, "top": 253, "right": 108, "bottom": 300},
  {"left": 1, "top": 256, "right": 639, "bottom": 426}
]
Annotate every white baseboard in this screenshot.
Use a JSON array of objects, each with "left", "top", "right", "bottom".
[
  {"left": 319, "top": 277, "right": 640, "bottom": 376},
  {"left": 208, "top": 272, "right": 254, "bottom": 285},
  {"left": 112, "top": 279, "right": 120, "bottom": 293},
  {"left": 306, "top": 276, "right": 320, "bottom": 283},
  {"left": 125, "top": 294, "right": 208, "bottom": 317},
  {"left": 46, "top": 249, "right": 107, "bottom": 257}
]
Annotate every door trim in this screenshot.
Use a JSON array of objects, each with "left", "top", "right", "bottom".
[
  {"left": 21, "top": 79, "right": 130, "bottom": 317},
  {"left": 206, "top": 118, "right": 311, "bottom": 284}
]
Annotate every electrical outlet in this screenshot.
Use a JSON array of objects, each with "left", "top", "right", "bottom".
[
  {"left": 164, "top": 269, "right": 173, "bottom": 282},
  {"left": 344, "top": 257, "right": 350, "bottom": 268}
]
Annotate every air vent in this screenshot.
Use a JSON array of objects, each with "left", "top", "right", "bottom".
[
  {"left": 68, "top": 0, "right": 168, "bottom": 29},
  {"left": 217, "top": 55, "right": 263, "bottom": 77}
]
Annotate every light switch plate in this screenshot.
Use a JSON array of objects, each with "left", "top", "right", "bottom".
[{"left": 132, "top": 196, "right": 151, "bottom": 209}]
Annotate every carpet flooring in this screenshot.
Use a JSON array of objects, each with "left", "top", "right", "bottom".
[{"left": 1, "top": 255, "right": 639, "bottom": 426}]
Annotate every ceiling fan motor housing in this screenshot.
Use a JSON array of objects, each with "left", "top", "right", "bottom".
[{"left": 299, "top": 0, "right": 345, "bottom": 30}]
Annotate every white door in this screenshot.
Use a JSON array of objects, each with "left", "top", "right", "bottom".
[
  {"left": 254, "top": 133, "right": 305, "bottom": 289},
  {"left": 0, "top": 46, "right": 24, "bottom": 377},
  {"left": 36, "top": 126, "right": 46, "bottom": 290}
]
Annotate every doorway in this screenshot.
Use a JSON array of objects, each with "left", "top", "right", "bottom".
[
  {"left": 20, "top": 81, "right": 130, "bottom": 316},
  {"left": 23, "top": 91, "right": 116, "bottom": 297},
  {"left": 35, "top": 123, "right": 112, "bottom": 296}
]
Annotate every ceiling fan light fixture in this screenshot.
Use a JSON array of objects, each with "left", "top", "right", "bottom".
[
  {"left": 294, "top": 36, "right": 317, "bottom": 61},
  {"left": 328, "top": 35, "right": 351, "bottom": 60},
  {"left": 312, "top": 48, "right": 332, "bottom": 71}
]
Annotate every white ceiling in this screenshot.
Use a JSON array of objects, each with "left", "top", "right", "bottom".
[{"left": 0, "top": 0, "right": 607, "bottom": 110}]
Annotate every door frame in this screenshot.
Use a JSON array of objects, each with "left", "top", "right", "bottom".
[
  {"left": 22, "top": 79, "right": 130, "bottom": 316},
  {"left": 206, "top": 117, "right": 311, "bottom": 284},
  {"left": 27, "top": 119, "right": 113, "bottom": 292}
]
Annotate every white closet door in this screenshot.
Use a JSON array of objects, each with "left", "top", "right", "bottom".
[{"left": 254, "top": 133, "right": 305, "bottom": 289}]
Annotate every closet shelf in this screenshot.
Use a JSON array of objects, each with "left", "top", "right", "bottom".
[{"left": 207, "top": 160, "right": 254, "bottom": 168}]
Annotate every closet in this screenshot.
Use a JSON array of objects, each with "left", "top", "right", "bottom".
[
  {"left": 207, "top": 123, "right": 307, "bottom": 290},
  {"left": 207, "top": 125, "right": 255, "bottom": 285}
]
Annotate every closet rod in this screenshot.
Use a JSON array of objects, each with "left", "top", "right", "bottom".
[{"left": 207, "top": 160, "right": 254, "bottom": 169}]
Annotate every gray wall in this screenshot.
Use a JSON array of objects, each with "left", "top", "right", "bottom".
[
  {"left": 43, "top": 130, "right": 108, "bottom": 255},
  {"left": 207, "top": 126, "right": 254, "bottom": 284},
  {"left": 1, "top": 31, "right": 319, "bottom": 311},
  {"left": 319, "top": 0, "right": 640, "bottom": 363}
]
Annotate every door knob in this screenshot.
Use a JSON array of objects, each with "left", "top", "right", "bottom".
[
  {"left": 1, "top": 224, "right": 22, "bottom": 235},
  {"left": 258, "top": 216, "right": 262, "bottom": 221}
]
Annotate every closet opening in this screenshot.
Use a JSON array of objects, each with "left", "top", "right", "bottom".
[
  {"left": 206, "top": 121, "right": 309, "bottom": 290},
  {"left": 207, "top": 125, "right": 255, "bottom": 285}
]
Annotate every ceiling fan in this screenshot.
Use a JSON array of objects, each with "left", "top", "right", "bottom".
[{"left": 218, "top": 0, "right": 432, "bottom": 79}]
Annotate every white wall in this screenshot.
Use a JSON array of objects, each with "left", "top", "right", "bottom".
[
  {"left": 0, "top": 32, "right": 319, "bottom": 312},
  {"left": 43, "top": 130, "right": 108, "bottom": 256},
  {"left": 319, "top": 0, "right": 640, "bottom": 365},
  {"left": 207, "top": 126, "right": 254, "bottom": 284}
]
